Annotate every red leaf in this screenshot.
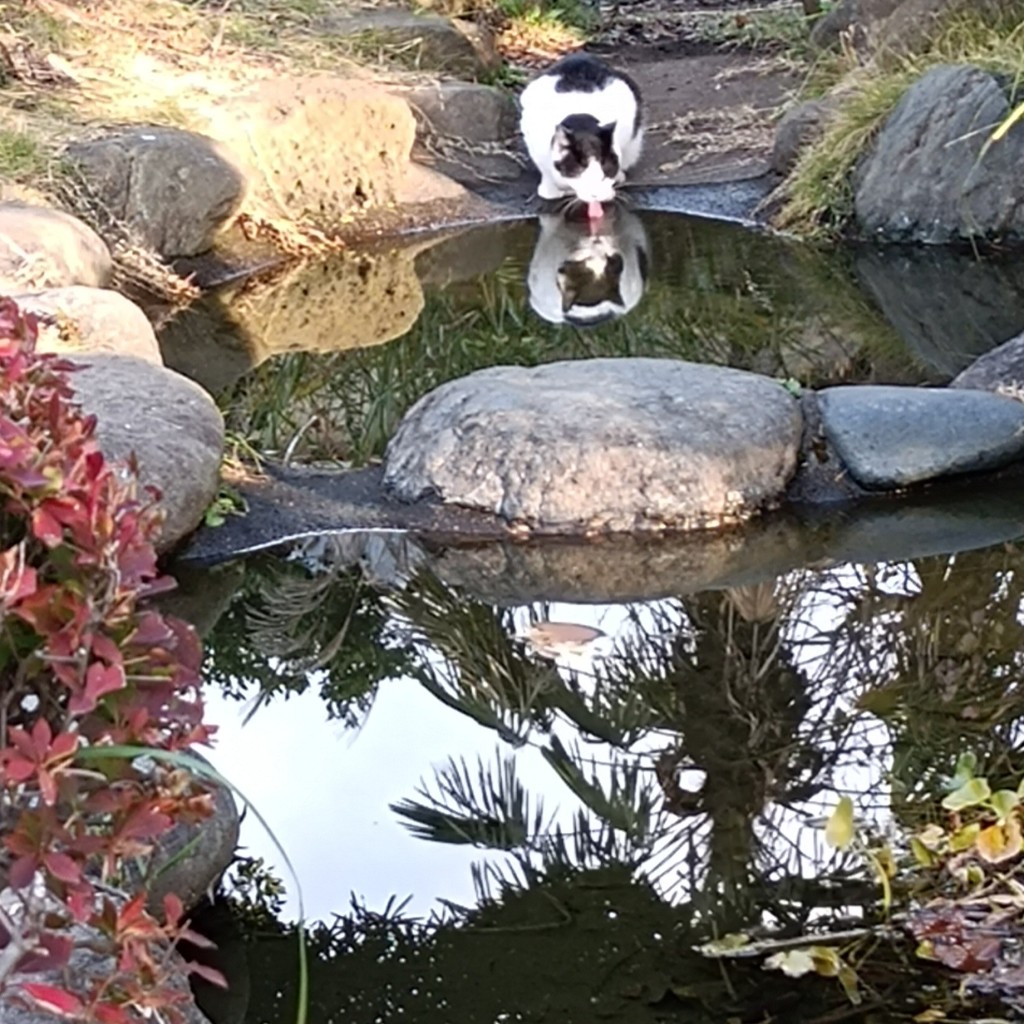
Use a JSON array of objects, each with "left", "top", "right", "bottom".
[
  {"left": 19, "top": 983, "right": 84, "bottom": 1017},
  {"left": 31, "top": 504, "right": 63, "bottom": 545},
  {"left": 188, "top": 961, "right": 229, "bottom": 988},
  {"left": 42, "top": 850, "right": 82, "bottom": 884},
  {"left": 8, "top": 853, "right": 38, "bottom": 889},
  {"left": 93, "top": 1003, "right": 133, "bottom": 1024},
  {"left": 69, "top": 661, "right": 126, "bottom": 714},
  {"left": 15, "top": 932, "right": 74, "bottom": 974}
]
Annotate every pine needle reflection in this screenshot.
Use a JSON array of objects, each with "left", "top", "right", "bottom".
[{"left": 197, "top": 539, "right": 1024, "bottom": 1021}]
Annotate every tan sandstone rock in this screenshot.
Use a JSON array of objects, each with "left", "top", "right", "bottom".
[{"left": 191, "top": 76, "right": 419, "bottom": 230}]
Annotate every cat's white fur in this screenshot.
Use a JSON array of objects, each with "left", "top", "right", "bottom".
[
  {"left": 519, "top": 72, "right": 644, "bottom": 202},
  {"left": 528, "top": 207, "right": 650, "bottom": 326}
]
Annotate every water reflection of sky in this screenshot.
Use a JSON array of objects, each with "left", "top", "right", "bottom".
[{"left": 202, "top": 565, "right": 918, "bottom": 925}]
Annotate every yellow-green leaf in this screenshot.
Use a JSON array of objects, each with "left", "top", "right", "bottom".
[
  {"left": 917, "top": 823, "right": 946, "bottom": 850},
  {"left": 949, "top": 752, "right": 978, "bottom": 790},
  {"left": 948, "top": 822, "right": 981, "bottom": 852},
  {"left": 809, "top": 946, "right": 842, "bottom": 977},
  {"left": 913, "top": 1008, "right": 946, "bottom": 1022},
  {"left": 990, "top": 789, "right": 1020, "bottom": 822},
  {"left": 941, "top": 777, "right": 990, "bottom": 811},
  {"left": 838, "top": 964, "right": 862, "bottom": 1006},
  {"left": 910, "top": 837, "right": 938, "bottom": 867},
  {"left": 825, "top": 796, "right": 855, "bottom": 850}
]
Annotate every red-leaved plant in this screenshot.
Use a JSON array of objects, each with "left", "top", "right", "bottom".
[{"left": 0, "top": 297, "right": 223, "bottom": 1022}]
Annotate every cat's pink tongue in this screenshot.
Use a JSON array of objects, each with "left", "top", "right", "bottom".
[{"left": 586, "top": 201, "right": 604, "bottom": 222}]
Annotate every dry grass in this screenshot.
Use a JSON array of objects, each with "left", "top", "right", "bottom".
[
  {"left": 776, "top": 6, "right": 1024, "bottom": 236},
  {"left": 656, "top": 105, "right": 776, "bottom": 173}
]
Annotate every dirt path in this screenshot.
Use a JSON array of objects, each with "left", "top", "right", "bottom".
[{"left": 529, "top": 0, "right": 803, "bottom": 188}]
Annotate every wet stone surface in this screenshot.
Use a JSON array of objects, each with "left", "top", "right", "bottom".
[{"left": 818, "top": 384, "right": 1024, "bottom": 489}]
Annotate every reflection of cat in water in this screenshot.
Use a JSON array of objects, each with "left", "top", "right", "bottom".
[{"left": 527, "top": 204, "right": 650, "bottom": 327}]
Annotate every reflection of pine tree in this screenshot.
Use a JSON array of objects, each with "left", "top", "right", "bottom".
[
  {"left": 668, "top": 587, "right": 814, "bottom": 927},
  {"left": 202, "top": 553, "right": 414, "bottom": 726}
]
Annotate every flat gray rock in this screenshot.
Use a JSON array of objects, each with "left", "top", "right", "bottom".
[
  {"left": 854, "top": 64, "right": 1024, "bottom": 244},
  {"left": 65, "top": 127, "right": 245, "bottom": 257},
  {"left": 818, "top": 384, "right": 1024, "bottom": 488},
  {"left": 68, "top": 355, "right": 224, "bottom": 552},
  {"left": 383, "top": 358, "right": 803, "bottom": 532}
]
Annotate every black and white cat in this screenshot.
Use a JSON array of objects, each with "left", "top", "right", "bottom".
[
  {"left": 527, "top": 204, "right": 651, "bottom": 327},
  {"left": 520, "top": 53, "right": 644, "bottom": 212}
]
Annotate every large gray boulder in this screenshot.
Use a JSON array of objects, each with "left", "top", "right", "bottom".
[
  {"left": 383, "top": 359, "right": 803, "bottom": 531},
  {"left": 818, "top": 384, "right": 1024, "bottom": 488},
  {"left": 68, "top": 356, "right": 224, "bottom": 552},
  {"left": 143, "top": 753, "right": 240, "bottom": 914},
  {"left": 16, "top": 286, "right": 162, "bottom": 364},
  {"left": 0, "top": 203, "right": 111, "bottom": 291},
  {"left": 854, "top": 65, "right": 1024, "bottom": 244},
  {"left": 406, "top": 81, "right": 519, "bottom": 143},
  {"left": 65, "top": 127, "right": 245, "bottom": 257}
]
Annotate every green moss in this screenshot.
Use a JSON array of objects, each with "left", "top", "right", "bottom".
[{"left": 778, "top": 6, "right": 1024, "bottom": 238}]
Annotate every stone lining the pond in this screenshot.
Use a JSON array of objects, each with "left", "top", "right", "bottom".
[
  {"left": 65, "top": 128, "right": 246, "bottom": 259},
  {"left": 854, "top": 64, "right": 1024, "bottom": 245},
  {"left": 951, "top": 330, "right": 1024, "bottom": 393},
  {"left": 18, "top": 285, "right": 162, "bottom": 364},
  {"left": 384, "top": 359, "right": 805, "bottom": 531},
  {"left": 68, "top": 355, "right": 225, "bottom": 554},
  {"left": 817, "top": 385, "right": 1024, "bottom": 489},
  {"left": 0, "top": 906, "right": 213, "bottom": 1024},
  {"left": 0, "top": 202, "right": 112, "bottom": 291},
  {"left": 316, "top": 8, "right": 498, "bottom": 78}
]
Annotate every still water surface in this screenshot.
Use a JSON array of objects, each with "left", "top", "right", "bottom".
[{"left": 161, "top": 208, "right": 1024, "bottom": 1022}]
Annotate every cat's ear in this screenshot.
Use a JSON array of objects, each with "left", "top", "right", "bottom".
[
  {"left": 553, "top": 124, "right": 572, "bottom": 152},
  {"left": 599, "top": 121, "right": 617, "bottom": 139}
]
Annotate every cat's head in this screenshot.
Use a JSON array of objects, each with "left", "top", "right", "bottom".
[
  {"left": 527, "top": 206, "right": 651, "bottom": 327},
  {"left": 550, "top": 114, "right": 619, "bottom": 203}
]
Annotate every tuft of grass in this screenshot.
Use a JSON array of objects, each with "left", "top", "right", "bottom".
[
  {"left": 497, "top": 0, "right": 598, "bottom": 33},
  {"left": 777, "top": 7, "right": 1024, "bottom": 237},
  {"left": 0, "top": 127, "right": 47, "bottom": 179},
  {"left": 693, "top": 8, "right": 813, "bottom": 56}
]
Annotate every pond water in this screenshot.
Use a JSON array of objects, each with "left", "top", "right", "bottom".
[
  {"left": 160, "top": 207, "right": 1024, "bottom": 1023},
  {"left": 159, "top": 204, "right": 1024, "bottom": 468}
]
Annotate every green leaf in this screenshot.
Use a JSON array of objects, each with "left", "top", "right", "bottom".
[
  {"left": 947, "top": 752, "right": 978, "bottom": 791},
  {"left": 989, "top": 789, "right": 1020, "bottom": 822},
  {"left": 824, "top": 796, "right": 855, "bottom": 850},
  {"left": 941, "top": 776, "right": 990, "bottom": 811}
]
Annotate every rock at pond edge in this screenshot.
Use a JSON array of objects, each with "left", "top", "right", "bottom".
[
  {"left": 383, "top": 358, "right": 804, "bottom": 532},
  {"left": 68, "top": 355, "right": 225, "bottom": 552},
  {"left": 818, "top": 384, "right": 1024, "bottom": 489}
]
